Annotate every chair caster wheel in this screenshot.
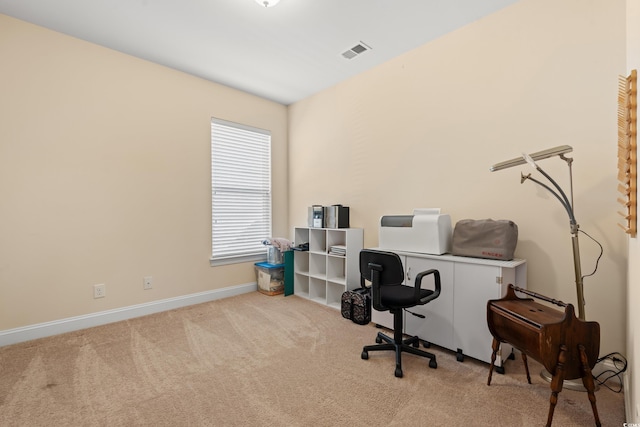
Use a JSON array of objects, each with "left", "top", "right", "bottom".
[
  {"left": 375, "top": 336, "right": 382, "bottom": 344},
  {"left": 361, "top": 351, "right": 368, "bottom": 360},
  {"left": 422, "top": 340, "right": 431, "bottom": 348},
  {"left": 429, "top": 359, "right": 437, "bottom": 369},
  {"left": 395, "top": 367, "right": 403, "bottom": 378}
]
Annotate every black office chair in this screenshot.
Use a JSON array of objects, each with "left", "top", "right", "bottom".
[{"left": 360, "top": 249, "right": 441, "bottom": 378}]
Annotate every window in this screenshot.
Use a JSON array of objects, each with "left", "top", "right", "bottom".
[{"left": 210, "top": 118, "right": 271, "bottom": 265}]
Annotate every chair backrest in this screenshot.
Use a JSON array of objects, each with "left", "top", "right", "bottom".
[{"left": 360, "top": 249, "right": 404, "bottom": 286}]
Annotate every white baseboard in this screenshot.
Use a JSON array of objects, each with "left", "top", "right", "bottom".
[
  {"left": 623, "top": 366, "right": 633, "bottom": 423},
  {"left": 0, "top": 282, "right": 257, "bottom": 347}
]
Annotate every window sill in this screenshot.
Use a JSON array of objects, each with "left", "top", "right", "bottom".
[{"left": 209, "top": 254, "right": 267, "bottom": 267}]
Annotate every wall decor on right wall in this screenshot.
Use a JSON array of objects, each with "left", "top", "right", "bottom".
[{"left": 618, "top": 69, "right": 637, "bottom": 237}]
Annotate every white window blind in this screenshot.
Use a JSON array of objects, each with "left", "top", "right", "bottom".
[{"left": 211, "top": 118, "right": 271, "bottom": 264}]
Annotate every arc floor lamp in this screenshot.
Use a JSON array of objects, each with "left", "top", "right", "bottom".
[{"left": 490, "top": 145, "right": 587, "bottom": 320}]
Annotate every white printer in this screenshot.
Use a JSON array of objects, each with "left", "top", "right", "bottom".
[{"left": 379, "top": 208, "right": 452, "bottom": 255}]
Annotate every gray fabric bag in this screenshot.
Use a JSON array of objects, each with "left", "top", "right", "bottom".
[{"left": 451, "top": 219, "right": 518, "bottom": 260}]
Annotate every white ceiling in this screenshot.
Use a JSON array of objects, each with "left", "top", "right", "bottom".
[{"left": 0, "top": 0, "right": 520, "bottom": 105}]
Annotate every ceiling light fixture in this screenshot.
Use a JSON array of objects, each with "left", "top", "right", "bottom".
[{"left": 255, "top": 0, "right": 280, "bottom": 7}]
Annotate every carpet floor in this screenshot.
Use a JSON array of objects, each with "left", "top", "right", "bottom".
[{"left": 0, "top": 292, "right": 626, "bottom": 426}]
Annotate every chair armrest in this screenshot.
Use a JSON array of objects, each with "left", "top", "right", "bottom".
[{"left": 414, "top": 269, "right": 441, "bottom": 304}]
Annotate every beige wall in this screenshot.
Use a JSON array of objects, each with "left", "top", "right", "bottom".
[
  {"left": 289, "top": 0, "right": 627, "bottom": 357},
  {"left": 1, "top": 1, "right": 633, "bottom": 405},
  {"left": 626, "top": 0, "right": 639, "bottom": 421},
  {"left": 0, "top": 14, "right": 288, "bottom": 330}
]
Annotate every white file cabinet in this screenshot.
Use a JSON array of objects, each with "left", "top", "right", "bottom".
[
  {"left": 370, "top": 249, "right": 526, "bottom": 368},
  {"left": 292, "top": 227, "right": 363, "bottom": 310}
]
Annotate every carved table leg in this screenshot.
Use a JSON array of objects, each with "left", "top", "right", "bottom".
[
  {"left": 546, "top": 344, "right": 567, "bottom": 427},
  {"left": 487, "top": 338, "right": 500, "bottom": 386},
  {"left": 578, "top": 344, "right": 601, "bottom": 427},
  {"left": 521, "top": 352, "right": 532, "bottom": 384}
]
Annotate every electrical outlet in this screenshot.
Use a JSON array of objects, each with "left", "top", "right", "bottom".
[
  {"left": 143, "top": 276, "right": 153, "bottom": 290},
  {"left": 93, "top": 284, "right": 106, "bottom": 299}
]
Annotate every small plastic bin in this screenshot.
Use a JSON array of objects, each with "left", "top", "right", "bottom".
[
  {"left": 255, "top": 262, "right": 285, "bottom": 296},
  {"left": 267, "top": 246, "right": 283, "bottom": 264}
]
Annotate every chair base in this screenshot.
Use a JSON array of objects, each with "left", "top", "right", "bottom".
[{"left": 361, "top": 330, "right": 437, "bottom": 378}]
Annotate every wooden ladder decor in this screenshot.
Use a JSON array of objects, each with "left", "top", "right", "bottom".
[{"left": 618, "top": 69, "right": 637, "bottom": 237}]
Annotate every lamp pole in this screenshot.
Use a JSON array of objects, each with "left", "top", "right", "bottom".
[{"left": 571, "top": 223, "right": 586, "bottom": 320}]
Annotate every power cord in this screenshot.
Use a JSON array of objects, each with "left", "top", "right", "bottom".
[
  {"left": 593, "top": 352, "right": 627, "bottom": 392},
  {"left": 576, "top": 231, "right": 625, "bottom": 393},
  {"left": 579, "top": 228, "right": 603, "bottom": 281}
]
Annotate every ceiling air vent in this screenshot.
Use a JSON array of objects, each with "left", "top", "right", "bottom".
[{"left": 341, "top": 42, "right": 371, "bottom": 59}]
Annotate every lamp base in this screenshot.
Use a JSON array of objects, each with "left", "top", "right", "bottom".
[{"left": 539, "top": 369, "right": 599, "bottom": 392}]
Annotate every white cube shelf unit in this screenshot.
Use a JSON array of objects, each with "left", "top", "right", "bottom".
[{"left": 293, "top": 227, "right": 363, "bottom": 309}]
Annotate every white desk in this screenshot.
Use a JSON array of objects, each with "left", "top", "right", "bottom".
[{"left": 371, "top": 249, "right": 527, "bottom": 369}]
